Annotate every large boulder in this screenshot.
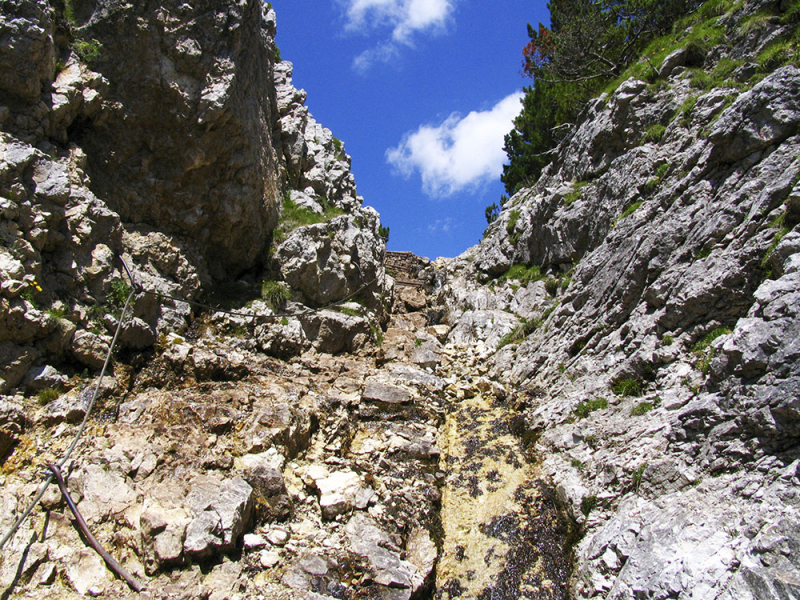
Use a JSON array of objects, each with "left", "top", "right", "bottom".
[{"left": 277, "top": 211, "right": 387, "bottom": 310}]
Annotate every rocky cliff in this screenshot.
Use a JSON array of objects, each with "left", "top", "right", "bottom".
[
  {"left": 1, "top": 0, "right": 799, "bottom": 599},
  {"left": 438, "top": 0, "right": 800, "bottom": 596},
  {"left": 0, "top": 0, "right": 388, "bottom": 395}
]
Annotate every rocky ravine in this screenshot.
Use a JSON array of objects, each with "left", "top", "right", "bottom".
[{"left": 2, "top": 0, "right": 800, "bottom": 599}]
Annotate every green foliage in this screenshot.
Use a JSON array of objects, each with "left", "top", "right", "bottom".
[
  {"left": 571, "top": 458, "right": 586, "bottom": 471},
  {"left": 46, "top": 307, "right": 67, "bottom": 320},
  {"left": 261, "top": 280, "right": 291, "bottom": 311},
  {"left": 691, "top": 326, "right": 733, "bottom": 354},
  {"left": 485, "top": 202, "right": 501, "bottom": 225},
  {"left": 20, "top": 288, "right": 38, "bottom": 308},
  {"left": 642, "top": 124, "right": 667, "bottom": 144},
  {"left": 581, "top": 494, "right": 598, "bottom": 517},
  {"left": 506, "top": 210, "right": 522, "bottom": 244},
  {"left": 497, "top": 316, "right": 543, "bottom": 348},
  {"left": 761, "top": 217, "right": 791, "bottom": 273},
  {"left": 630, "top": 401, "right": 654, "bottom": 416},
  {"left": 274, "top": 196, "right": 346, "bottom": 244},
  {"left": 37, "top": 388, "right": 60, "bottom": 405},
  {"left": 378, "top": 225, "right": 390, "bottom": 241},
  {"left": 109, "top": 280, "right": 131, "bottom": 307},
  {"left": 332, "top": 137, "right": 344, "bottom": 158},
  {"left": 757, "top": 39, "right": 799, "bottom": 72},
  {"left": 610, "top": 376, "right": 643, "bottom": 397},
  {"left": 632, "top": 463, "right": 648, "bottom": 490},
  {"left": 618, "top": 200, "right": 643, "bottom": 222},
  {"left": 72, "top": 38, "right": 102, "bottom": 64},
  {"left": 498, "top": 264, "right": 544, "bottom": 286},
  {"left": 279, "top": 317, "right": 289, "bottom": 326},
  {"left": 678, "top": 96, "right": 698, "bottom": 127},
  {"left": 414, "top": 337, "right": 424, "bottom": 347},
  {"left": 574, "top": 397, "right": 608, "bottom": 419},
  {"left": 339, "top": 306, "right": 362, "bottom": 317},
  {"left": 564, "top": 181, "right": 589, "bottom": 206},
  {"left": 662, "top": 334, "right": 675, "bottom": 346}
]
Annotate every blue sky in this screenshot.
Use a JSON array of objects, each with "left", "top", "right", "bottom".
[{"left": 270, "top": 0, "right": 551, "bottom": 259}]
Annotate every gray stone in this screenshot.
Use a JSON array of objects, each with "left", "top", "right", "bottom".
[
  {"left": 363, "top": 379, "right": 412, "bottom": 405},
  {"left": 184, "top": 476, "right": 254, "bottom": 558}
]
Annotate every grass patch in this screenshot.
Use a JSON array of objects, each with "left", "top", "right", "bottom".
[
  {"left": 761, "top": 211, "right": 792, "bottom": 272},
  {"left": 72, "top": 38, "right": 102, "bottom": 64},
  {"left": 498, "top": 263, "right": 545, "bottom": 286},
  {"left": 506, "top": 210, "right": 522, "bottom": 244},
  {"left": 678, "top": 96, "right": 698, "bottom": 127},
  {"left": 339, "top": 306, "right": 362, "bottom": 318},
  {"left": 632, "top": 463, "right": 648, "bottom": 490},
  {"left": 630, "top": 401, "right": 654, "bottom": 416},
  {"left": 571, "top": 458, "right": 585, "bottom": 471},
  {"left": 261, "top": 280, "right": 291, "bottom": 311},
  {"left": 109, "top": 279, "right": 131, "bottom": 308},
  {"left": 692, "top": 326, "right": 732, "bottom": 374},
  {"left": 37, "top": 388, "right": 61, "bottom": 405},
  {"left": 497, "top": 316, "right": 542, "bottom": 348},
  {"left": 662, "top": 334, "right": 674, "bottom": 346},
  {"left": 642, "top": 124, "right": 667, "bottom": 144},
  {"left": 274, "top": 196, "right": 346, "bottom": 244},
  {"left": 617, "top": 200, "right": 643, "bottom": 223},
  {"left": 610, "top": 376, "right": 643, "bottom": 397},
  {"left": 574, "top": 397, "right": 608, "bottom": 419},
  {"left": 692, "top": 326, "right": 733, "bottom": 354},
  {"left": 756, "top": 39, "right": 798, "bottom": 72},
  {"left": 564, "top": 181, "right": 589, "bottom": 206}
]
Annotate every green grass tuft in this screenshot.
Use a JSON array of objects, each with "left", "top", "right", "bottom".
[
  {"left": 610, "top": 377, "right": 643, "bottom": 397},
  {"left": 574, "top": 397, "right": 608, "bottom": 419}
]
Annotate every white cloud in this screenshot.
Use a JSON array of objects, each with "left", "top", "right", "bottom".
[
  {"left": 338, "top": 0, "right": 455, "bottom": 70},
  {"left": 425, "top": 217, "right": 457, "bottom": 235},
  {"left": 386, "top": 92, "right": 524, "bottom": 197}
]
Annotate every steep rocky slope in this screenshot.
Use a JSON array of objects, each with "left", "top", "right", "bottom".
[{"left": 438, "top": 0, "right": 800, "bottom": 597}]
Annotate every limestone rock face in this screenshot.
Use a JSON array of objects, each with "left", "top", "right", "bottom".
[
  {"left": 71, "top": 0, "right": 281, "bottom": 280},
  {"left": 438, "top": 50, "right": 800, "bottom": 600},
  {"left": 0, "top": 0, "right": 54, "bottom": 104}
]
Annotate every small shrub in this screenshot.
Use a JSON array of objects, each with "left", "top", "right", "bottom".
[
  {"left": 46, "top": 307, "right": 67, "bottom": 320},
  {"left": 414, "top": 338, "right": 424, "bottom": 347},
  {"left": 571, "top": 458, "right": 585, "bottom": 471},
  {"left": 506, "top": 210, "right": 521, "bottom": 234},
  {"left": 630, "top": 401, "right": 654, "bottom": 416},
  {"left": 339, "top": 306, "right": 361, "bottom": 317},
  {"left": 261, "top": 280, "right": 291, "bottom": 310},
  {"left": 37, "top": 388, "right": 60, "bottom": 405},
  {"left": 580, "top": 495, "right": 598, "bottom": 517},
  {"left": 108, "top": 280, "right": 131, "bottom": 307},
  {"left": 72, "top": 38, "right": 102, "bottom": 64},
  {"left": 378, "top": 225, "right": 390, "bottom": 241},
  {"left": 642, "top": 124, "right": 666, "bottom": 144},
  {"left": 544, "top": 278, "right": 559, "bottom": 295},
  {"left": 662, "top": 334, "right": 674, "bottom": 346},
  {"left": 574, "top": 397, "right": 608, "bottom": 419},
  {"left": 279, "top": 317, "right": 289, "bottom": 326},
  {"left": 611, "top": 377, "right": 643, "bottom": 397}
]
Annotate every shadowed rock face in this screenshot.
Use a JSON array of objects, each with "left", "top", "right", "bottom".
[{"left": 71, "top": 0, "right": 281, "bottom": 280}]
